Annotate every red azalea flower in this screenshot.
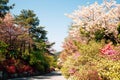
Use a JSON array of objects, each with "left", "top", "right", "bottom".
[
  {"left": 7, "top": 65, "right": 16, "bottom": 74},
  {"left": 23, "top": 65, "right": 32, "bottom": 72}
]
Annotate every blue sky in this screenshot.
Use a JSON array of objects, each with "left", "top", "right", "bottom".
[{"left": 9, "top": 0, "right": 120, "bottom": 51}]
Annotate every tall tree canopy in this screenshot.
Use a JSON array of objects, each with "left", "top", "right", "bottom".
[
  {"left": 15, "top": 9, "right": 39, "bottom": 28},
  {"left": 14, "top": 9, "right": 48, "bottom": 49},
  {"left": 0, "top": 0, "right": 14, "bottom": 18}
]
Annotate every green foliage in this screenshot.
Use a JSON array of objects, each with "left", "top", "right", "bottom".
[
  {"left": 32, "top": 26, "right": 47, "bottom": 42},
  {"left": 0, "top": 41, "right": 8, "bottom": 53},
  {"left": 80, "top": 27, "right": 90, "bottom": 37},
  {"left": 35, "top": 63, "right": 45, "bottom": 72},
  {"left": 0, "top": 41, "right": 7, "bottom": 61},
  {"left": 117, "top": 24, "right": 120, "bottom": 40},
  {"left": 95, "top": 29, "right": 105, "bottom": 41},
  {"left": 29, "top": 50, "right": 45, "bottom": 65},
  {"left": 14, "top": 9, "right": 39, "bottom": 28},
  {"left": 15, "top": 9, "right": 56, "bottom": 73},
  {"left": 45, "top": 55, "right": 57, "bottom": 68},
  {"left": 29, "top": 50, "right": 57, "bottom": 72},
  {"left": 75, "top": 40, "right": 104, "bottom": 58},
  {"left": 97, "top": 59, "right": 120, "bottom": 80},
  {"left": 0, "top": 0, "right": 14, "bottom": 18},
  {"left": 79, "top": 25, "right": 119, "bottom": 44},
  {"left": 15, "top": 9, "right": 52, "bottom": 55},
  {"left": 117, "top": 24, "right": 120, "bottom": 34}
]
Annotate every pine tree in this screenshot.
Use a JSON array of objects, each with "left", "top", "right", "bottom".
[{"left": 0, "top": 0, "right": 14, "bottom": 18}]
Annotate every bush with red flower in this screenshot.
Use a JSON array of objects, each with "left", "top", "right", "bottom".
[
  {"left": 1, "top": 59, "right": 16, "bottom": 74},
  {"left": 22, "top": 65, "right": 33, "bottom": 74},
  {"left": 6, "top": 65, "right": 16, "bottom": 74}
]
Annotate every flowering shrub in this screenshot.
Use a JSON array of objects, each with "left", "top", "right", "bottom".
[
  {"left": 6, "top": 65, "right": 16, "bottom": 74},
  {"left": 114, "top": 46, "right": 120, "bottom": 60},
  {"left": 96, "top": 58, "right": 120, "bottom": 80},
  {"left": 22, "top": 65, "right": 32, "bottom": 73},
  {"left": 61, "top": 41, "right": 120, "bottom": 80},
  {"left": 100, "top": 43, "right": 116, "bottom": 55},
  {"left": 69, "top": 68, "right": 76, "bottom": 74},
  {"left": 98, "top": 43, "right": 120, "bottom": 80},
  {"left": 0, "top": 58, "right": 35, "bottom": 76},
  {"left": 60, "top": 0, "right": 120, "bottom": 80},
  {"left": 60, "top": 38, "right": 80, "bottom": 62},
  {"left": 61, "top": 41, "right": 103, "bottom": 79},
  {"left": 100, "top": 43, "right": 120, "bottom": 61},
  {"left": 61, "top": 0, "right": 120, "bottom": 80}
]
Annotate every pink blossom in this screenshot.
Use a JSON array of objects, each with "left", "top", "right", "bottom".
[
  {"left": 73, "top": 52, "right": 80, "bottom": 59},
  {"left": 105, "top": 50, "right": 116, "bottom": 55},
  {"left": 100, "top": 43, "right": 116, "bottom": 55},
  {"left": 69, "top": 68, "right": 76, "bottom": 74}
]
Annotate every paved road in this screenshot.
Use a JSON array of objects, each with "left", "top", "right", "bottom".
[{"left": 9, "top": 71, "right": 66, "bottom": 80}]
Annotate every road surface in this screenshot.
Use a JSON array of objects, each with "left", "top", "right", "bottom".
[{"left": 9, "top": 71, "right": 66, "bottom": 80}]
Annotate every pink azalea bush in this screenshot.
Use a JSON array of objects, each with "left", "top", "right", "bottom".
[
  {"left": 100, "top": 43, "right": 120, "bottom": 61},
  {"left": 100, "top": 43, "right": 116, "bottom": 55}
]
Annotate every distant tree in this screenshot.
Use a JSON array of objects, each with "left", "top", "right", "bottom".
[{"left": 0, "top": 0, "right": 14, "bottom": 18}]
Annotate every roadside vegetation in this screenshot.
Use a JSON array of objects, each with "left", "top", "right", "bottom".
[
  {"left": 0, "top": 0, "right": 56, "bottom": 79},
  {"left": 60, "top": 0, "right": 120, "bottom": 80}
]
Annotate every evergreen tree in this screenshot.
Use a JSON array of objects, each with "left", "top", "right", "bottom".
[
  {"left": 15, "top": 9, "right": 54, "bottom": 59},
  {"left": 15, "top": 9, "right": 39, "bottom": 29},
  {"left": 15, "top": 10, "right": 40, "bottom": 53},
  {"left": 15, "top": 9, "right": 53, "bottom": 52},
  {"left": 0, "top": 0, "right": 14, "bottom": 18}
]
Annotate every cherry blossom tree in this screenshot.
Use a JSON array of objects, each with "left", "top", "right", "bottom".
[
  {"left": 66, "top": 0, "right": 120, "bottom": 43},
  {"left": 0, "top": 13, "right": 30, "bottom": 58}
]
